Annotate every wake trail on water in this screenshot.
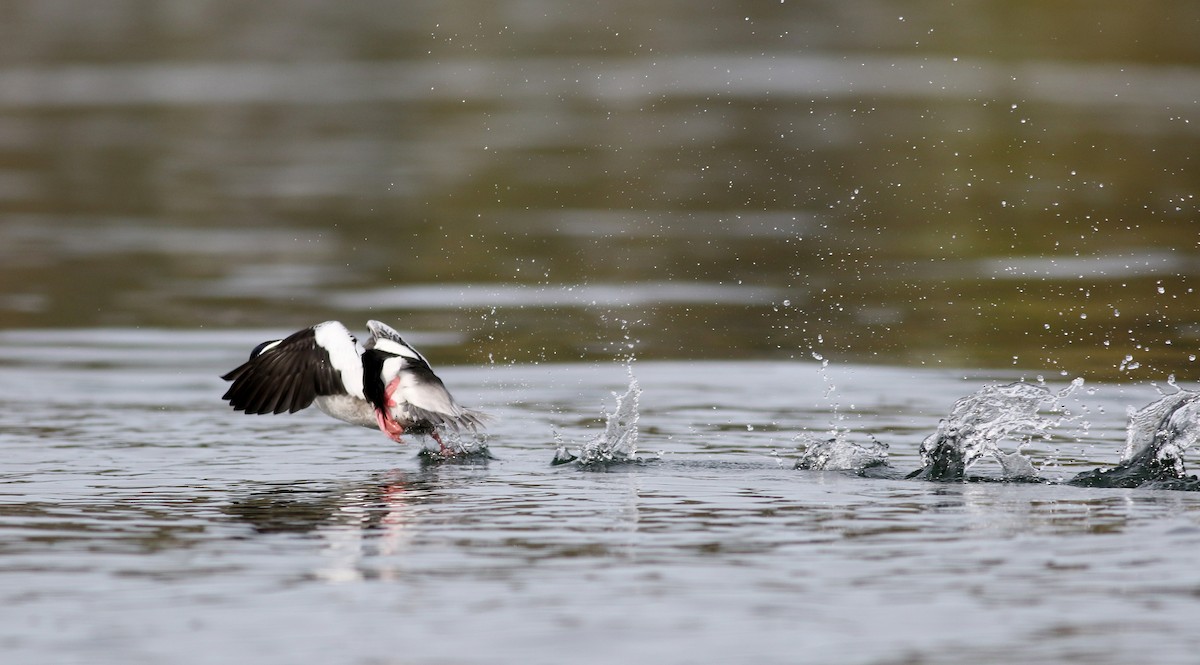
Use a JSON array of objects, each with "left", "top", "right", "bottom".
[
  {"left": 795, "top": 379, "right": 1083, "bottom": 481},
  {"left": 798, "top": 374, "right": 1200, "bottom": 490},
  {"left": 547, "top": 363, "right": 1200, "bottom": 491}
]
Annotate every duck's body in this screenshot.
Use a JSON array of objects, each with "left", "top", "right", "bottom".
[{"left": 221, "top": 320, "right": 483, "bottom": 448}]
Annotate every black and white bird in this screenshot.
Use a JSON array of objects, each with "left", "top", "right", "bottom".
[{"left": 221, "top": 320, "right": 484, "bottom": 450}]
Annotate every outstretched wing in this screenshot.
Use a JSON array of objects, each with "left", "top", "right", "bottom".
[{"left": 221, "top": 321, "right": 363, "bottom": 415}]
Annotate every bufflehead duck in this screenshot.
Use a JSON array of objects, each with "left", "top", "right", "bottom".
[{"left": 221, "top": 320, "right": 484, "bottom": 451}]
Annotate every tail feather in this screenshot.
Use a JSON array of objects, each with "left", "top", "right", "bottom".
[{"left": 403, "top": 405, "right": 489, "bottom": 432}]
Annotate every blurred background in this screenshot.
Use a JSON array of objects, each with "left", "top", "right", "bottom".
[{"left": 0, "top": 0, "right": 1198, "bottom": 379}]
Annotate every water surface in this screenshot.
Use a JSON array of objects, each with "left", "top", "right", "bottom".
[{"left": 3, "top": 330, "right": 1200, "bottom": 664}]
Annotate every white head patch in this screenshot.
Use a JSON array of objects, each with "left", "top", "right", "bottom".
[
  {"left": 367, "top": 320, "right": 430, "bottom": 365},
  {"left": 373, "top": 337, "right": 426, "bottom": 363}
]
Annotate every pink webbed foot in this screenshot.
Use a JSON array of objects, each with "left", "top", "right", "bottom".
[{"left": 374, "top": 408, "right": 406, "bottom": 443}]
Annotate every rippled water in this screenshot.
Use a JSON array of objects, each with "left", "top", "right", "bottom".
[
  {"left": 4, "top": 2, "right": 1200, "bottom": 663},
  {"left": 4, "top": 330, "right": 1200, "bottom": 664}
]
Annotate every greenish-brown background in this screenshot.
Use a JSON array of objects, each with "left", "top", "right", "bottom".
[{"left": 1, "top": 0, "right": 1198, "bottom": 380}]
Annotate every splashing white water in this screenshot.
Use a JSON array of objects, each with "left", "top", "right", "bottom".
[
  {"left": 918, "top": 378, "right": 1084, "bottom": 479},
  {"left": 795, "top": 432, "right": 888, "bottom": 471},
  {"left": 1121, "top": 388, "right": 1200, "bottom": 475},
  {"left": 553, "top": 374, "right": 642, "bottom": 465},
  {"left": 792, "top": 352, "right": 878, "bottom": 470},
  {"left": 419, "top": 429, "right": 491, "bottom": 459}
]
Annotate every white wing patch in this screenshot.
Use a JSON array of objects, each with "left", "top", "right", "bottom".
[
  {"left": 257, "top": 340, "right": 282, "bottom": 355},
  {"left": 313, "top": 320, "right": 365, "bottom": 399}
]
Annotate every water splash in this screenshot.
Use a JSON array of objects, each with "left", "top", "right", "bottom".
[
  {"left": 795, "top": 433, "right": 888, "bottom": 472},
  {"left": 1122, "top": 389, "right": 1200, "bottom": 466},
  {"left": 1070, "top": 388, "right": 1200, "bottom": 488},
  {"left": 552, "top": 374, "right": 643, "bottom": 466},
  {"left": 418, "top": 429, "right": 492, "bottom": 462},
  {"left": 791, "top": 351, "right": 888, "bottom": 472},
  {"left": 908, "top": 378, "right": 1084, "bottom": 482}
]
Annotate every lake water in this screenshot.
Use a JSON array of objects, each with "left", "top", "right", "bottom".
[
  {"left": 4, "top": 329, "right": 1200, "bottom": 665},
  {"left": 3, "top": 1, "right": 1200, "bottom": 663}
]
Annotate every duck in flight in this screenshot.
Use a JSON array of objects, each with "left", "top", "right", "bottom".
[{"left": 221, "top": 320, "right": 484, "bottom": 452}]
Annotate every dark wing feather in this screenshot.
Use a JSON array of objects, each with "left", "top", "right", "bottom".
[{"left": 221, "top": 327, "right": 348, "bottom": 415}]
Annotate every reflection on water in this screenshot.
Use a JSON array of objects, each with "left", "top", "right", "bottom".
[{"left": 224, "top": 471, "right": 437, "bottom": 582}]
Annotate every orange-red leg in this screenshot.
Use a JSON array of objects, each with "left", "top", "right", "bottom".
[
  {"left": 374, "top": 408, "right": 405, "bottom": 443},
  {"left": 431, "top": 429, "right": 449, "bottom": 455}
]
